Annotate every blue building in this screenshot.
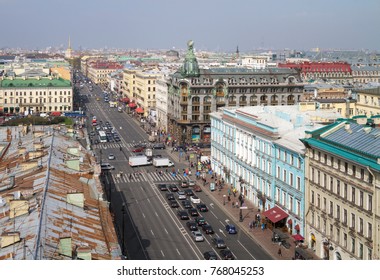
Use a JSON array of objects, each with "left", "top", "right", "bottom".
[{"left": 210, "top": 105, "right": 341, "bottom": 236}]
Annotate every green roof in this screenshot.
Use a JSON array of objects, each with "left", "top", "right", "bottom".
[{"left": 0, "top": 78, "right": 72, "bottom": 88}]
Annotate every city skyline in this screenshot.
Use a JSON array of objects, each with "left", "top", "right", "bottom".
[{"left": 1, "top": 0, "right": 380, "bottom": 52}]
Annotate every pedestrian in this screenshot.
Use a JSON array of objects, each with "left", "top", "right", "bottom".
[{"left": 278, "top": 248, "right": 282, "bottom": 257}]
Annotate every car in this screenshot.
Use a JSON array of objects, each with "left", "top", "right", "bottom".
[
  {"left": 168, "top": 184, "right": 179, "bottom": 192},
  {"left": 190, "top": 195, "right": 200, "bottom": 204},
  {"left": 181, "top": 181, "right": 189, "bottom": 188},
  {"left": 152, "top": 143, "right": 166, "bottom": 149},
  {"left": 195, "top": 216, "right": 206, "bottom": 226},
  {"left": 196, "top": 203, "right": 208, "bottom": 212},
  {"left": 203, "top": 251, "right": 218, "bottom": 260},
  {"left": 158, "top": 184, "right": 168, "bottom": 191},
  {"left": 169, "top": 200, "right": 179, "bottom": 208},
  {"left": 132, "top": 147, "right": 145, "bottom": 153},
  {"left": 177, "top": 191, "right": 186, "bottom": 200},
  {"left": 225, "top": 224, "right": 237, "bottom": 234},
  {"left": 188, "top": 208, "right": 199, "bottom": 217},
  {"left": 211, "top": 237, "right": 226, "bottom": 249},
  {"left": 188, "top": 180, "right": 196, "bottom": 187},
  {"left": 202, "top": 224, "right": 214, "bottom": 234},
  {"left": 177, "top": 210, "right": 189, "bottom": 220},
  {"left": 100, "top": 163, "right": 115, "bottom": 170},
  {"left": 166, "top": 193, "right": 175, "bottom": 200},
  {"left": 108, "top": 154, "right": 115, "bottom": 160},
  {"left": 191, "top": 231, "right": 204, "bottom": 242},
  {"left": 184, "top": 189, "right": 194, "bottom": 197},
  {"left": 90, "top": 131, "right": 96, "bottom": 136},
  {"left": 133, "top": 143, "right": 147, "bottom": 148},
  {"left": 219, "top": 249, "right": 234, "bottom": 260},
  {"left": 186, "top": 221, "right": 198, "bottom": 231},
  {"left": 114, "top": 137, "right": 121, "bottom": 142},
  {"left": 193, "top": 185, "right": 202, "bottom": 192},
  {"left": 181, "top": 200, "right": 192, "bottom": 209}
]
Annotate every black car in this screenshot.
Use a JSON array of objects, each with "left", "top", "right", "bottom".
[
  {"left": 188, "top": 208, "right": 199, "bottom": 217},
  {"left": 186, "top": 221, "right": 198, "bottom": 231},
  {"left": 166, "top": 193, "right": 175, "bottom": 200},
  {"left": 168, "top": 184, "right": 179, "bottom": 192},
  {"left": 219, "top": 249, "right": 234, "bottom": 260},
  {"left": 181, "top": 200, "right": 192, "bottom": 209},
  {"left": 169, "top": 200, "right": 179, "bottom": 208},
  {"left": 196, "top": 203, "right": 208, "bottom": 212},
  {"left": 202, "top": 224, "right": 214, "bottom": 234},
  {"left": 211, "top": 237, "right": 226, "bottom": 249},
  {"left": 177, "top": 210, "right": 189, "bottom": 220},
  {"left": 195, "top": 216, "right": 206, "bottom": 226},
  {"left": 152, "top": 143, "right": 166, "bottom": 149},
  {"left": 184, "top": 189, "right": 194, "bottom": 196},
  {"left": 158, "top": 184, "right": 168, "bottom": 191},
  {"left": 203, "top": 251, "right": 218, "bottom": 260}
]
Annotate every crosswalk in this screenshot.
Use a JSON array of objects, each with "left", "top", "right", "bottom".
[
  {"left": 92, "top": 142, "right": 135, "bottom": 149},
  {"left": 111, "top": 171, "right": 189, "bottom": 184}
]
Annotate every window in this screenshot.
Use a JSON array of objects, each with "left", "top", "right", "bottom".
[
  {"left": 360, "top": 168, "right": 364, "bottom": 180},
  {"left": 336, "top": 205, "right": 340, "bottom": 220},
  {"left": 368, "top": 195, "right": 372, "bottom": 212},
  {"left": 351, "top": 238, "right": 355, "bottom": 254},
  {"left": 352, "top": 165, "right": 356, "bottom": 177},
  {"left": 311, "top": 190, "right": 315, "bottom": 204},
  {"left": 359, "top": 218, "right": 363, "bottom": 234},
  {"left": 290, "top": 173, "right": 294, "bottom": 186},
  {"left": 359, "top": 191, "right": 363, "bottom": 207},
  {"left": 336, "top": 228, "right": 340, "bottom": 244},
  {"left": 343, "top": 233, "right": 347, "bottom": 248},
  {"left": 296, "top": 200, "right": 300, "bottom": 215},
  {"left": 336, "top": 180, "right": 340, "bottom": 196},
  {"left": 296, "top": 176, "right": 301, "bottom": 190},
  {"left": 283, "top": 170, "right": 287, "bottom": 182},
  {"left": 368, "top": 223, "right": 372, "bottom": 239},
  {"left": 317, "top": 194, "right": 321, "bottom": 208},
  {"left": 277, "top": 166, "right": 280, "bottom": 178},
  {"left": 343, "top": 209, "right": 347, "bottom": 225},
  {"left": 352, "top": 187, "right": 356, "bottom": 204},
  {"left": 323, "top": 197, "right": 327, "bottom": 211},
  {"left": 344, "top": 184, "right": 348, "bottom": 199},
  {"left": 351, "top": 213, "right": 356, "bottom": 229},
  {"left": 359, "top": 243, "right": 363, "bottom": 260},
  {"left": 329, "top": 201, "right": 333, "bottom": 216}
]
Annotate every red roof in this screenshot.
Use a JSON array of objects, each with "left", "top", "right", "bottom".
[
  {"left": 278, "top": 61, "right": 352, "bottom": 74},
  {"left": 262, "top": 206, "right": 288, "bottom": 223}
]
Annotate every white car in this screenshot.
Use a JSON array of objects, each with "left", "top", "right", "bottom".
[
  {"left": 177, "top": 191, "right": 186, "bottom": 200},
  {"left": 190, "top": 195, "right": 201, "bottom": 204},
  {"left": 188, "top": 180, "right": 196, "bottom": 186},
  {"left": 108, "top": 154, "right": 115, "bottom": 160},
  {"left": 191, "top": 231, "right": 204, "bottom": 242}
]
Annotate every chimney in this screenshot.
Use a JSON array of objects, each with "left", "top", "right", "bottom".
[{"left": 345, "top": 123, "right": 350, "bottom": 131}]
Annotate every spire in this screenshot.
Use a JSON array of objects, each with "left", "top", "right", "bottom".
[
  {"left": 236, "top": 46, "right": 239, "bottom": 59},
  {"left": 68, "top": 36, "right": 71, "bottom": 50}
]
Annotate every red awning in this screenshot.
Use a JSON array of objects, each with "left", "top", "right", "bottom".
[
  {"left": 128, "top": 103, "right": 137, "bottom": 108},
  {"left": 136, "top": 107, "right": 144, "bottom": 114},
  {"left": 294, "top": 224, "right": 300, "bottom": 231},
  {"left": 287, "top": 219, "right": 292, "bottom": 225},
  {"left": 121, "top": 97, "right": 130, "bottom": 103},
  {"left": 292, "top": 234, "right": 304, "bottom": 241},
  {"left": 262, "top": 206, "right": 288, "bottom": 224}
]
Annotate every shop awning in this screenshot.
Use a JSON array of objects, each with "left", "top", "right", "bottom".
[
  {"left": 295, "top": 224, "right": 300, "bottom": 231},
  {"left": 287, "top": 219, "right": 292, "bottom": 225},
  {"left": 128, "top": 103, "right": 137, "bottom": 108},
  {"left": 136, "top": 107, "right": 144, "bottom": 114},
  {"left": 292, "top": 234, "right": 305, "bottom": 241},
  {"left": 262, "top": 206, "right": 288, "bottom": 224},
  {"left": 121, "top": 97, "right": 130, "bottom": 103}
]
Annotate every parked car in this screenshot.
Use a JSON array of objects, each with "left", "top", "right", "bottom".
[
  {"left": 181, "top": 200, "right": 192, "bottom": 209},
  {"left": 203, "top": 251, "right": 218, "bottom": 260},
  {"left": 132, "top": 147, "right": 145, "bottom": 153},
  {"left": 184, "top": 189, "right": 194, "bottom": 197},
  {"left": 177, "top": 191, "right": 186, "bottom": 200},
  {"left": 168, "top": 185, "right": 179, "bottom": 192},
  {"left": 158, "top": 184, "right": 168, "bottom": 191},
  {"left": 225, "top": 224, "right": 237, "bottom": 234},
  {"left": 188, "top": 180, "right": 196, "bottom": 186},
  {"left": 188, "top": 208, "right": 199, "bottom": 217},
  {"left": 186, "top": 221, "right": 198, "bottom": 231},
  {"left": 152, "top": 143, "right": 165, "bottom": 149},
  {"left": 177, "top": 210, "right": 189, "bottom": 220},
  {"left": 181, "top": 181, "right": 189, "bottom": 188},
  {"left": 195, "top": 216, "right": 206, "bottom": 226},
  {"left": 169, "top": 200, "right": 179, "bottom": 208},
  {"left": 108, "top": 154, "right": 115, "bottom": 160},
  {"left": 166, "top": 193, "right": 175, "bottom": 200}
]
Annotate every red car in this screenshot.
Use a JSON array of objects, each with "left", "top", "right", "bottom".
[
  {"left": 132, "top": 147, "right": 145, "bottom": 153},
  {"left": 193, "top": 185, "right": 202, "bottom": 192}
]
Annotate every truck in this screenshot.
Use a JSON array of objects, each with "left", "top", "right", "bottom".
[
  {"left": 129, "top": 155, "right": 152, "bottom": 167},
  {"left": 153, "top": 157, "right": 174, "bottom": 167}
]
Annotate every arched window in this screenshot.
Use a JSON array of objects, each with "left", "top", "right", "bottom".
[{"left": 192, "top": 96, "right": 200, "bottom": 103}]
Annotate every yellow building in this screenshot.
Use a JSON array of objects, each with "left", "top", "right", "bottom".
[
  {"left": 122, "top": 68, "right": 161, "bottom": 117},
  {"left": 355, "top": 87, "right": 380, "bottom": 117}
]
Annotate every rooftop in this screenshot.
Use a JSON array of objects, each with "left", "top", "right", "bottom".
[{"left": 0, "top": 77, "right": 71, "bottom": 88}]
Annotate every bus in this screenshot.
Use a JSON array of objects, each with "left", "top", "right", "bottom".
[{"left": 98, "top": 131, "right": 107, "bottom": 143}]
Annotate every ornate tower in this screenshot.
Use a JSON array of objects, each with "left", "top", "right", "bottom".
[{"left": 180, "top": 40, "right": 200, "bottom": 78}]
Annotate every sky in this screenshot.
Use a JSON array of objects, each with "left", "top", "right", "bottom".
[{"left": 1, "top": 0, "right": 379, "bottom": 52}]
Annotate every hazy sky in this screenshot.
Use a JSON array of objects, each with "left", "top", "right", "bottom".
[{"left": 1, "top": 0, "right": 379, "bottom": 51}]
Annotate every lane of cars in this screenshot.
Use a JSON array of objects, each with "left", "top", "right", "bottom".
[{"left": 157, "top": 180, "right": 237, "bottom": 260}]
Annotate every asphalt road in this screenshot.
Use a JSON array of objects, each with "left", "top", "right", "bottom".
[{"left": 77, "top": 78, "right": 273, "bottom": 260}]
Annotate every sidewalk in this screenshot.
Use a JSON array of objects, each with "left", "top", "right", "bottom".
[{"left": 169, "top": 150, "right": 301, "bottom": 260}]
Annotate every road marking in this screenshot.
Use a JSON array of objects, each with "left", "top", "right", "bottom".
[
  {"left": 155, "top": 211, "right": 158, "bottom": 217},
  {"left": 161, "top": 250, "right": 165, "bottom": 257},
  {"left": 210, "top": 210, "right": 218, "bottom": 219},
  {"left": 225, "top": 219, "right": 230, "bottom": 224},
  {"left": 219, "top": 220, "right": 225, "bottom": 227},
  {"left": 147, "top": 198, "right": 150, "bottom": 203},
  {"left": 237, "top": 240, "right": 256, "bottom": 260},
  {"left": 176, "top": 248, "right": 181, "bottom": 255},
  {"left": 142, "top": 212, "right": 145, "bottom": 218},
  {"left": 151, "top": 229, "right": 155, "bottom": 236},
  {"left": 209, "top": 203, "right": 214, "bottom": 208},
  {"left": 164, "top": 228, "right": 168, "bottom": 234},
  {"left": 219, "top": 229, "right": 226, "bottom": 237}
]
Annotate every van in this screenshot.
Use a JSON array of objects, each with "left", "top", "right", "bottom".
[{"left": 100, "top": 163, "right": 115, "bottom": 170}]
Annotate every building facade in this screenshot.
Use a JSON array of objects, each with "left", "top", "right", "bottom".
[
  {"left": 87, "top": 61, "right": 123, "bottom": 89},
  {"left": 210, "top": 106, "right": 342, "bottom": 236},
  {"left": 355, "top": 87, "right": 380, "bottom": 117},
  {"left": 301, "top": 118, "right": 380, "bottom": 260},
  {"left": 156, "top": 76, "right": 169, "bottom": 133},
  {"left": 351, "top": 65, "right": 380, "bottom": 84},
  {"left": 167, "top": 41, "right": 305, "bottom": 145},
  {"left": 0, "top": 76, "right": 73, "bottom": 115}
]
